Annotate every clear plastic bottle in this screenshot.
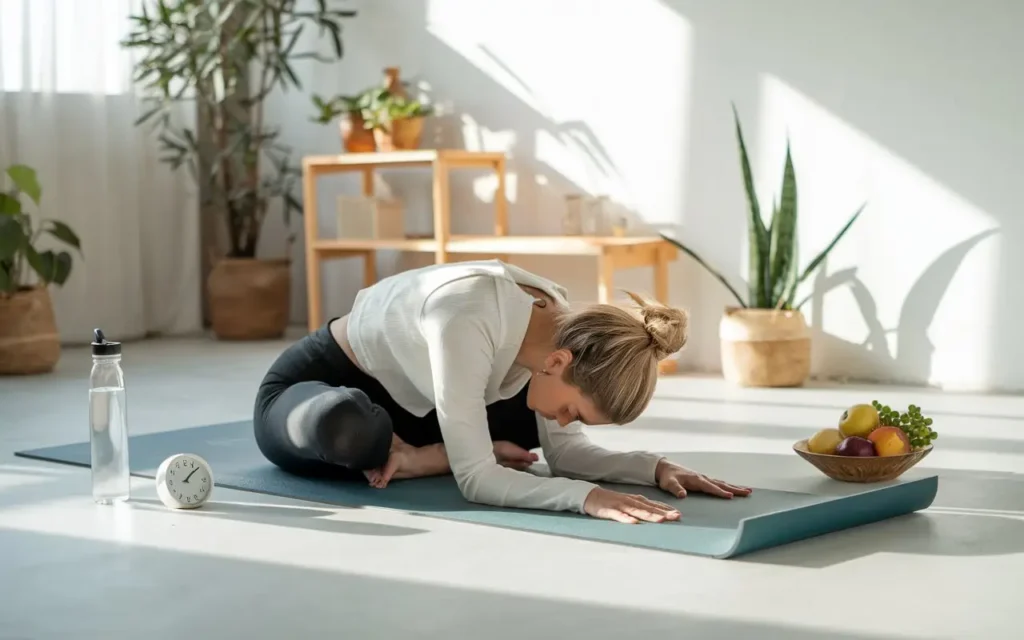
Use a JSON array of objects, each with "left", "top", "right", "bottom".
[{"left": 89, "top": 328, "right": 130, "bottom": 504}]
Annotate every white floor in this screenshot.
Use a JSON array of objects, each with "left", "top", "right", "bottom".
[{"left": 1, "top": 332, "right": 1021, "bottom": 639}]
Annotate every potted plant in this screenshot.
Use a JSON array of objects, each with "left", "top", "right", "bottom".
[
  {"left": 0, "top": 164, "right": 82, "bottom": 375},
  {"left": 121, "top": 0, "right": 356, "bottom": 340},
  {"left": 364, "top": 87, "right": 435, "bottom": 152},
  {"left": 660, "top": 106, "right": 865, "bottom": 387},
  {"left": 311, "top": 90, "right": 377, "bottom": 153}
]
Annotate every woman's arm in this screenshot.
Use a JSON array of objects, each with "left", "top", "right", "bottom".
[
  {"left": 420, "top": 284, "right": 601, "bottom": 514},
  {"left": 537, "top": 415, "right": 666, "bottom": 486}
]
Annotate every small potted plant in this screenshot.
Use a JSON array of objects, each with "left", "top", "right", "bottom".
[
  {"left": 311, "top": 90, "right": 377, "bottom": 153},
  {"left": 363, "top": 86, "right": 435, "bottom": 152},
  {"left": 0, "top": 164, "right": 82, "bottom": 375},
  {"left": 660, "top": 105, "right": 865, "bottom": 387}
]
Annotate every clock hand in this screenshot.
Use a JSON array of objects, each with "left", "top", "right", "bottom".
[{"left": 183, "top": 467, "right": 200, "bottom": 483}]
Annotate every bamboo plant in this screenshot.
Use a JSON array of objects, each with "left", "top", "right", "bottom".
[
  {"left": 120, "top": 0, "right": 356, "bottom": 258},
  {"left": 661, "top": 105, "right": 865, "bottom": 311}
]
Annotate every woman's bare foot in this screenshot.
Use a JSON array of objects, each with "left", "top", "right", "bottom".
[{"left": 364, "top": 436, "right": 448, "bottom": 488}]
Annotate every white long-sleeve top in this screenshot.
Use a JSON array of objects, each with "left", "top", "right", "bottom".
[{"left": 346, "top": 259, "right": 663, "bottom": 513}]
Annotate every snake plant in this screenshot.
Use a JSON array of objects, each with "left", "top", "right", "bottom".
[{"left": 661, "top": 105, "right": 865, "bottom": 311}]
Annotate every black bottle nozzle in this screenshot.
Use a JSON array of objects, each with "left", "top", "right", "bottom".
[{"left": 91, "top": 328, "right": 121, "bottom": 356}]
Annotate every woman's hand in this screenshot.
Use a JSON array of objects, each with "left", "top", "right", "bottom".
[
  {"left": 654, "top": 459, "right": 753, "bottom": 499},
  {"left": 583, "top": 487, "right": 681, "bottom": 524}
]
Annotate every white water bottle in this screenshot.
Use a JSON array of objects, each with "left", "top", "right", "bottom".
[{"left": 89, "top": 328, "right": 131, "bottom": 504}]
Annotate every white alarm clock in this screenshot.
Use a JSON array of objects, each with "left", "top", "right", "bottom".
[{"left": 155, "top": 453, "right": 214, "bottom": 509}]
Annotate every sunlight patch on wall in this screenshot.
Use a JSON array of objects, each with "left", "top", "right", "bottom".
[
  {"left": 425, "top": 0, "right": 692, "bottom": 227},
  {"left": 457, "top": 113, "right": 519, "bottom": 203},
  {"left": 757, "top": 75, "right": 1000, "bottom": 390}
]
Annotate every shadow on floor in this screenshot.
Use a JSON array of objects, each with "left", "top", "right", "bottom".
[
  {"left": 0, "top": 527, "right": 899, "bottom": 640},
  {"left": 129, "top": 497, "right": 428, "bottom": 537}
]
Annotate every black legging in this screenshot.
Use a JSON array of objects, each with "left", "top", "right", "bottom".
[{"left": 253, "top": 319, "right": 540, "bottom": 479}]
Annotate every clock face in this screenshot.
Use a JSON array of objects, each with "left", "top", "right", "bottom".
[{"left": 163, "top": 455, "right": 212, "bottom": 507}]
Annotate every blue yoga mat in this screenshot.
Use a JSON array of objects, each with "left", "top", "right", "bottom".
[{"left": 15, "top": 421, "right": 938, "bottom": 559}]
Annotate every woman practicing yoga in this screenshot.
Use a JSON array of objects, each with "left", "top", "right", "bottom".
[{"left": 253, "top": 259, "right": 750, "bottom": 524}]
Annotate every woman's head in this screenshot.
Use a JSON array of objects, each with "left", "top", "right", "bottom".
[{"left": 526, "top": 291, "right": 688, "bottom": 427}]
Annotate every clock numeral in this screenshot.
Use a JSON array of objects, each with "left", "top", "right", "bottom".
[
  {"left": 193, "top": 494, "right": 198, "bottom": 501},
  {"left": 200, "top": 486, "right": 206, "bottom": 493}
]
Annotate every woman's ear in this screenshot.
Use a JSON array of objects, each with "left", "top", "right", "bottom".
[{"left": 543, "top": 349, "right": 574, "bottom": 376}]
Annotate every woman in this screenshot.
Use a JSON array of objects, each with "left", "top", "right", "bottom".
[{"left": 253, "top": 259, "right": 750, "bottom": 524}]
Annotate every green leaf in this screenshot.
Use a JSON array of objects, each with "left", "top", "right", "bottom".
[
  {"left": 768, "top": 143, "right": 798, "bottom": 306},
  {"left": 659, "top": 233, "right": 748, "bottom": 308},
  {"left": 0, "top": 215, "right": 26, "bottom": 260},
  {"left": 0, "top": 262, "right": 12, "bottom": 293},
  {"left": 780, "top": 231, "right": 801, "bottom": 309},
  {"left": 0, "top": 193, "right": 21, "bottom": 215},
  {"left": 6, "top": 165, "right": 41, "bottom": 206},
  {"left": 45, "top": 219, "right": 83, "bottom": 255},
  {"left": 50, "top": 251, "right": 72, "bottom": 285},
  {"left": 797, "top": 202, "right": 867, "bottom": 285},
  {"left": 22, "top": 243, "right": 48, "bottom": 282},
  {"left": 732, "top": 104, "right": 769, "bottom": 307}
]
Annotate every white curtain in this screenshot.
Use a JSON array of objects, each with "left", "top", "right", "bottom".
[{"left": 0, "top": 0, "right": 200, "bottom": 344}]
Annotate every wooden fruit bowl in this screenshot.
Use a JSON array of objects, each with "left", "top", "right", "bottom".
[{"left": 793, "top": 440, "right": 933, "bottom": 483}]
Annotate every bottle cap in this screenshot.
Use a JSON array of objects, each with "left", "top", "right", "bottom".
[{"left": 91, "top": 328, "right": 121, "bottom": 356}]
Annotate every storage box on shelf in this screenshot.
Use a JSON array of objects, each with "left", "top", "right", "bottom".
[
  {"left": 301, "top": 149, "right": 682, "bottom": 373},
  {"left": 336, "top": 195, "right": 405, "bottom": 240}
]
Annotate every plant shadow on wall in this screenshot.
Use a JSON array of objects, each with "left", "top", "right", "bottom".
[
  {"left": 0, "top": 164, "right": 82, "bottom": 376},
  {"left": 805, "top": 228, "right": 999, "bottom": 385},
  {"left": 120, "top": 0, "right": 357, "bottom": 341},
  {"left": 660, "top": 106, "right": 865, "bottom": 389}
]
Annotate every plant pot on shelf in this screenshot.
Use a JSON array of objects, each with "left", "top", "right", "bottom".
[
  {"left": 206, "top": 258, "right": 291, "bottom": 340},
  {"left": 373, "top": 117, "right": 424, "bottom": 152},
  {"left": 719, "top": 306, "right": 811, "bottom": 387},
  {"left": 0, "top": 286, "right": 62, "bottom": 375},
  {"left": 339, "top": 112, "right": 376, "bottom": 153}
]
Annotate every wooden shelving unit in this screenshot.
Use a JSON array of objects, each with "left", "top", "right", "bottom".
[{"left": 301, "top": 149, "right": 680, "bottom": 373}]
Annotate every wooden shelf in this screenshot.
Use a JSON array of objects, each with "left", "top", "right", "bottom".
[
  {"left": 301, "top": 148, "right": 682, "bottom": 378},
  {"left": 313, "top": 234, "right": 674, "bottom": 257},
  {"left": 303, "top": 149, "right": 506, "bottom": 172}
]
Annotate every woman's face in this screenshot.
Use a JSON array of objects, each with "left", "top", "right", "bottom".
[{"left": 525, "top": 349, "right": 609, "bottom": 427}]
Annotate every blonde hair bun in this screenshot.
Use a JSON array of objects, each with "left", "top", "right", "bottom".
[{"left": 624, "top": 291, "right": 689, "bottom": 360}]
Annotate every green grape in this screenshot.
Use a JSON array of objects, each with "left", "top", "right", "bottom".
[
  {"left": 930, "top": 431, "right": 938, "bottom": 439},
  {"left": 924, "top": 417, "right": 933, "bottom": 426},
  {"left": 882, "top": 405, "right": 891, "bottom": 414},
  {"left": 901, "top": 413, "right": 910, "bottom": 423}
]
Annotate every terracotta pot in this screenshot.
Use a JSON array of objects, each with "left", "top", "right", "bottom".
[
  {"left": 339, "top": 113, "right": 376, "bottom": 153},
  {"left": 374, "top": 117, "right": 424, "bottom": 152},
  {"left": 0, "top": 286, "right": 61, "bottom": 375},
  {"left": 719, "top": 306, "right": 811, "bottom": 387},
  {"left": 207, "top": 258, "right": 290, "bottom": 340}
]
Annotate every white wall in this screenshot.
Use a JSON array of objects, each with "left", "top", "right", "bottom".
[{"left": 262, "top": 0, "right": 1023, "bottom": 392}]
